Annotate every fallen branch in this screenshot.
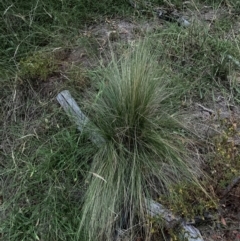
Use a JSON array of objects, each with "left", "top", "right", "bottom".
[
  {"left": 57, "top": 90, "right": 105, "bottom": 147},
  {"left": 146, "top": 199, "right": 204, "bottom": 241}
]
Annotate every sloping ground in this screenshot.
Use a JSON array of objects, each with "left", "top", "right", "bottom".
[
  {"left": 1, "top": 2, "right": 240, "bottom": 241},
  {"left": 49, "top": 11, "right": 240, "bottom": 240}
]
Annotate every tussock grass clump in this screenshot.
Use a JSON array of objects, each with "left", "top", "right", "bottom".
[{"left": 79, "top": 42, "right": 205, "bottom": 240}]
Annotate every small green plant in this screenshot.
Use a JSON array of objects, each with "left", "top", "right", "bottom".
[
  {"left": 150, "top": 180, "right": 218, "bottom": 241},
  {"left": 19, "top": 51, "right": 57, "bottom": 81},
  {"left": 208, "top": 117, "right": 240, "bottom": 190},
  {"left": 160, "top": 182, "right": 218, "bottom": 219}
]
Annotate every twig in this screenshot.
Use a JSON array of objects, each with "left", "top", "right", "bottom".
[{"left": 196, "top": 103, "right": 214, "bottom": 114}]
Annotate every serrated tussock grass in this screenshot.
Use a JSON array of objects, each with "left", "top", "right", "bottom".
[{"left": 78, "top": 41, "right": 205, "bottom": 240}]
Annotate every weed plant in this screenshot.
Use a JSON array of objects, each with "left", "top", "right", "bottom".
[
  {"left": 19, "top": 51, "right": 57, "bottom": 81},
  {"left": 209, "top": 117, "right": 240, "bottom": 190},
  {"left": 78, "top": 41, "right": 206, "bottom": 241}
]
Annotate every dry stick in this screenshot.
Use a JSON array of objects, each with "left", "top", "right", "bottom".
[
  {"left": 146, "top": 199, "right": 204, "bottom": 241},
  {"left": 196, "top": 103, "right": 214, "bottom": 114},
  {"left": 56, "top": 90, "right": 105, "bottom": 147},
  {"left": 57, "top": 90, "right": 204, "bottom": 241}
]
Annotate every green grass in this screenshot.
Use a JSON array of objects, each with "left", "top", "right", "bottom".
[
  {"left": 148, "top": 21, "right": 240, "bottom": 102},
  {"left": 0, "top": 125, "right": 95, "bottom": 240},
  {"left": 1, "top": 0, "right": 239, "bottom": 77},
  {"left": 1, "top": 0, "right": 240, "bottom": 240},
  {"left": 0, "top": 0, "right": 132, "bottom": 78}
]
